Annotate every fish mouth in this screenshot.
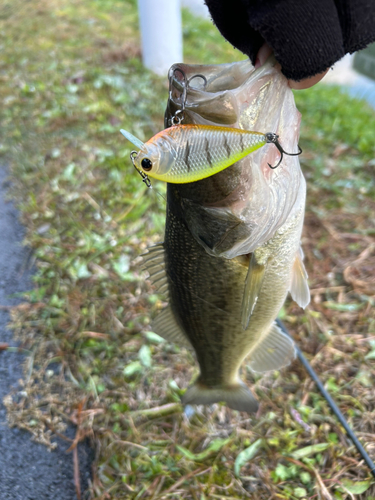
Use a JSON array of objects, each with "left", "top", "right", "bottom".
[{"left": 166, "top": 62, "right": 249, "bottom": 127}]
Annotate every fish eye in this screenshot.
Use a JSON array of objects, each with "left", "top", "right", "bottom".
[{"left": 141, "top": 158, "right": 152, "bottom": 171}]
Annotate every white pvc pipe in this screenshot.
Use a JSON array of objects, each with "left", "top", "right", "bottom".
[{"left": 138, "top": 0, "right": 183, "bottom": 76}]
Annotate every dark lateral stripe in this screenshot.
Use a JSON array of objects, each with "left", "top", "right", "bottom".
[
  {"left": 223, "top": 134, "right": 231, "bottom": 158},
  {"left": 205, "top": 137, "right": 213, "bottom": 168},
  {"left": 185, "top": 140, "right": 191, "bottom": 171},
  {"left": 239, "top": 133, "right": 244, "bottom": 153}
]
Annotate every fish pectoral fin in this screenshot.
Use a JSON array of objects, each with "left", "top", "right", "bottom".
[
  {"left": 182, "top": 198, "right": 245, "bottom": 257},
  {"left": 290, "top": 246, "right": 310, "bottom": 309},
  {"left": 247, "top": 322, "right": 296, "bottom": 373},
  {"left": 152, "top": 306, "right": 193, "bottom": 350},
  {"left": 181, "top": 381, "right": 258, "bottom": 414},
  {"left": 241, "top": 253, "right": 266, "bottom": 330},
  {"left": 141, "top": 243, "right": 169, "bottom": 297}
]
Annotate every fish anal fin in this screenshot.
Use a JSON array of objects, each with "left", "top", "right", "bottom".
[
  {"left": 152, "top": 306, "right": 192, "bottom": 350},
  {"left": 290, "top": 247, "right": 310, "bottom": 308},
  {"left": 241, "top": 253, "right": 266, "bottom": 330},
  {"left": 141, "top": 243, "right": 169, "bottom": 298},
  {"left": 247, "top": 322, "right": 296, "bottom": 373},
  {"left": 182, "top": 380, "right": 258, "bottom": 413}
]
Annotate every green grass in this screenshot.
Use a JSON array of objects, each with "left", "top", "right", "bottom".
[
  {"left": 1, "top": 1, "right": 375, "bottom": 499},
  {"left": 183, "top": 8, "right": 246, "bottom": 64}
]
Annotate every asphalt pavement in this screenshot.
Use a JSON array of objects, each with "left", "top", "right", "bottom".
[{"left": 0, "top": 165, "right": 93, "bottom": 500}]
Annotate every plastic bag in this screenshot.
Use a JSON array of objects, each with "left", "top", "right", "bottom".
[{"left": 164, "top": 58, "right": 305, "bottom": 259}]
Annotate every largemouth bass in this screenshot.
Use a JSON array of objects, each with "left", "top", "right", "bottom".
[{"left": 143, "top": 59, "right": 310, "bottom": 412}]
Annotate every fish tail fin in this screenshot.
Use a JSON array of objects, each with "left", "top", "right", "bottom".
[{"left": 181, "top": 381, "right": 258, "bottom": 413}]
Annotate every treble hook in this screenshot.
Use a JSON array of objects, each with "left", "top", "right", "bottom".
[
  {"left": 130, "top": 151, "right": 152, "bottom": 188},
  {"left": 265, "top": 132, "right": 302, "bottom": 169},
  {"left": 169, "top": 68, "right": 208, "bottom": 126}
]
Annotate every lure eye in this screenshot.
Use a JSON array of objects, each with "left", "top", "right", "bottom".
[{"left": 141, "top": 158, "right": 152, "bottom": 171}]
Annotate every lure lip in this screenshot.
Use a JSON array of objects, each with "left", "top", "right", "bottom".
[{"left": 120, "top": 129, "right": 144, "bottom": 150}]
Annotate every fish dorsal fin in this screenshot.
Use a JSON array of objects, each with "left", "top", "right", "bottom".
[
  {"left": 142, "top": 243, "right": 169, "bottom": 297},
  {"left": 241, "top": 253, "right": 266, "bottom": 330},
  {"left": 247, "top": 322, "right": 296, "bottom": 373},
  {"left": 142, "top": 244, "right": 192, "bottom": 349},
  {"left": 152, "top": 306, "right": 193, "bottom": 350},
  {"left": 290, "top": 247, "right": 310, "bottom": 309}
]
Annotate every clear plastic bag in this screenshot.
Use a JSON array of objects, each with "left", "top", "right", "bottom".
[{"left": 165, "top": 58, "right": 305, "bottom": 259}]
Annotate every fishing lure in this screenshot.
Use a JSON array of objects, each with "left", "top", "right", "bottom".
[
  {"left": 121, "top": 125, "right": 301, "bottom": 185},
  {"left": 121, "top": 67, "right": 302, "bottom": 185}
]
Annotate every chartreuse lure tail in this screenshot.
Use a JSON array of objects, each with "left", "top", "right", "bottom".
[{"left": 121, "top": 125, "right": 269, "bottom": 184}]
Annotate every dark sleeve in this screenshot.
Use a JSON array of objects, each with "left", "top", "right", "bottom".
[{"left": 204, "top": 0, "right": 375, "bottom": 81}]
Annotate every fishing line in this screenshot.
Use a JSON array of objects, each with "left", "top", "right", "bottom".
[
  {"left": 128, "top": 151, "right": 167, "bottom": 204},
  {"left": 276, "top": 318, "right": 375, "bottom": 479},
  {"left": 155, "top": 190, "right": 166, "bottom": 203},
  {"left": 144, "top": 183, "right": 167, "bottom": 204}
]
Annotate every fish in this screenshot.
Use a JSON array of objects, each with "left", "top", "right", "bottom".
[
  {"left": 143, "top": 195, "right": 308, "bottom": 412},
  {"left": 142, "top": 59, "right": 310, "bottom": 413},
  {"left": 121, "top": 125, "right": 289, "bottom": 184}
]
